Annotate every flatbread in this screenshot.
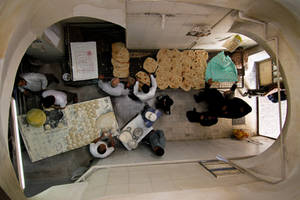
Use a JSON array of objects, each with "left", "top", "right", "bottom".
[
  {"left": 168, "top": 75, "right": 182, "bottom": 89},
  {"left": 95, "top": 112, "right": 117, "bottom": 130},
  {"left": 135, "top": 71, "right": 150, "bottom": 86},
  {"left": 112, "top": 47, "right": 130, "bottom": 63},
  {"left": 112, "top": 42, "right": 125, "bottom": 54},
  {"left": 180, "top": 78, "right": 192, "bottom": 91},
  {"left": 156, "top": 75, "right": 169, "bottom": 90},
  {"left": 191, "top": 76, "right": 205, "bottom": 89},
  {"left": 113, "top": 68, "right": 129, "bottom": 78},
  {"left": 143, "top": 57, "right": 158, "bottom": 73},
  {"left": 194, "top": 50, "right": 208, "bottom": 60},
  {"left": 157, "top": 55, "right": 171, "bottom": 67},
  {"left": 111, "top": 58, "right": 129, "bottom": 69},
  {"left": 182, "top": 50, "right": 196, "bottom": 59},
  {"left": 168, "top": 49, "right": 182, "bottom": 59},
  {"left": 157, "top": 48, "right": 170, "bottom": 60},
  {"left": 154, "top": 49, "right": 208, "bottom": 91},
  {"left": 170, "top": 63, "right": 182, "bottom": 76}
]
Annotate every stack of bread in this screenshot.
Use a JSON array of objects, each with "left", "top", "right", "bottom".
[
  {"left": 154, "top": 48, "right": 208, "bottom": 91},
  {"left": 111, "top": 42, "right": 130, "bottom": 78}
]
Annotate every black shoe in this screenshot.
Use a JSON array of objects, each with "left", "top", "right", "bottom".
[
  {"left": 194, "top": 95, "right": 201, "bottom": 103},
  {"left": 186, "top": 110, "right": 200, "bottom": 123}
]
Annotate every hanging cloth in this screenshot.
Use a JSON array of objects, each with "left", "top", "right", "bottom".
[{"left": 205, "top": 51, "right": 238, "bottom": 82}]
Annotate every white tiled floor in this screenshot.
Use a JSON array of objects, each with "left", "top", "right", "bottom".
[
  {"left": 95, "top": 136, "right": 274, "bottom": 167},
  {"left": 81, "top": 162, "right": 259, "bottom": 199},
  {"left": 80, "top": 137, "right": 274, "bottom": 199}
]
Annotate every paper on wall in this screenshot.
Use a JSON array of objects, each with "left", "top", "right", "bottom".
[{"left": 70, "top": 42, "right": 98, "bottom": 81}]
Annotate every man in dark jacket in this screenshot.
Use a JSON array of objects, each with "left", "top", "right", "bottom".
[
  {"left": 187, "top": 79, "right": 252, "bottom": 125},
  {"left": 143, "top": 130, "right": 166, "bottom": 156}
]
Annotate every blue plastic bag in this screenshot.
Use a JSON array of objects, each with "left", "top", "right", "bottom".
[{"left": 205, "top": 51, "right": 238, "bottom": 82}]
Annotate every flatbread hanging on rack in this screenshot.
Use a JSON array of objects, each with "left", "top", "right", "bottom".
[
  {"left": 112, "top": 42, "right": 125, "bottom": 54},
  {"left": 168, "top": 75, "right": 182, "bottom": 89},
  {"left": 143, "top": 57, "right": 158, "bottom": 73},
  {"left": 180, "top": 78, "right": 192, "bottom": 91},
  {"left": 113, "top": 68, "right": 129, "bottom": 78},
  {"left": 111, "top": 58, "right": 129, "bottom": 69},
  {"left": 156, "top": 75, "right": 169, "bottom": 90},
  {"left": 112, "top": 47, "right": 130, "bottom": 63}
]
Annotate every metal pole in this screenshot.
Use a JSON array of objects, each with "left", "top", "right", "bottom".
[{"left": 10, "top": 98, "right": 25, "bottom": 190}]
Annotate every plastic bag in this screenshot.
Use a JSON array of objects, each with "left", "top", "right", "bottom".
[{"left": 205, "top": 51, "right": 238, "bottom": 82}]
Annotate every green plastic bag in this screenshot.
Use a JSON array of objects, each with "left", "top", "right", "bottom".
[{"left": 205, "top": 51, "right": 238, "bottom": 82}]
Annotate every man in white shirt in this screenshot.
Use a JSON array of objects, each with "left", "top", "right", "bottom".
[
  {"left": 133, "top": 74, "right": 157, "bottom": 102},
  {"left": 17, "top": 72, "right": 59, "bottom": 94},
  {"left": 18, "top": 73, "right": 48, "bottom": 93},
  {"left": 41, "top": 90, "right": 68, "bottom": 109},
  {"left": 98, "top": 77, "right": 129, "bottom": 96},
  {"left": 89, "top": 132, "right": 115, "bottom": 159}
]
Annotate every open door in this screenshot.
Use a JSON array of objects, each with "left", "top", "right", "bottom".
[{"left": 257, "top": 59, "right": 287, "bottom": 139}]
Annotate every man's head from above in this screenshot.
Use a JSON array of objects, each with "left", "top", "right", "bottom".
[
  {"left": 145, "top": 111, "right": 157, "bottom": 122},
  {"left": 111, "top": 78, "right": 120, "bottom": 88},
  {"left": 97, "top": 144, "right": 107, "bottom": 154},
  {"left": 153, "top": 146, "right": 164, "bottom": 156},
  {"left": 18, "top": 78, "right": 27, "bottom": 86},
  {"left": 41, "top": 96, "right": 55, "bottom": 108},
  {"left": 141, "top": 84, "right": 150, "bottom": 93}
]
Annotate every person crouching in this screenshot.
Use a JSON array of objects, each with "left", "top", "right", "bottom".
[{"left": 89, "top": 131, "right": 115, "bottom": 159}]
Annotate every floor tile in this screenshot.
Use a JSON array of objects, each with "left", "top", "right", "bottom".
[
  {"left": 129, "top": 172, "right": 151, "bottom": 184},
  {"left": 128, "top": 182, "right": 152, "bottom": 194},
  {"left": 105, "top": 184, "right": 129, "bottom": 196},
  {"left": 151, "top": 180, "right": 179, "bottom": 192}
]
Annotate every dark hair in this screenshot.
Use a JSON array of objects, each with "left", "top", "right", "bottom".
[
  {"left": 141, "top": 84, "right": 150, "bottom": 93},
  {"left": 154, "top": 146, "right": 164, "bottom": 156},
  {"left": 97, "top": 144, "right": 107, "bottom": 154},
  {"left": 16, "top": 76, "right": 26, "bottom": 85},
  {"left": 41, "top": 96, "right": 55, "bottom": 108}
]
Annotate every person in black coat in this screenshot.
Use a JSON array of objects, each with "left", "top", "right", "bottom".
[{"left": 187, "top": 79, "right": 252, "bottom": 125}]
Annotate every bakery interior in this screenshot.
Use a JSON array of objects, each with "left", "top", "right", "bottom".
[{"left": 8, "top": 9, "right": 287, "bottom": 199}]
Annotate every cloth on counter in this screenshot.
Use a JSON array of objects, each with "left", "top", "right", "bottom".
[
  {"left": 42, "top": 90, "right": 67, "bottom": 108},
  {"left": 205, "top": 51, "right": 238, "bottom": 82},
  {"left": 98, "top": 80, "right": 129, "bottom": 96},
  {"left": 89, "top": 141, "right": 114, "bottom": 159},
  {"left": 18, "top": 72, "right": 48, "bottom": 92},
  {"left": 133, "top": 75, "right": 157, "bottom": 102}
]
